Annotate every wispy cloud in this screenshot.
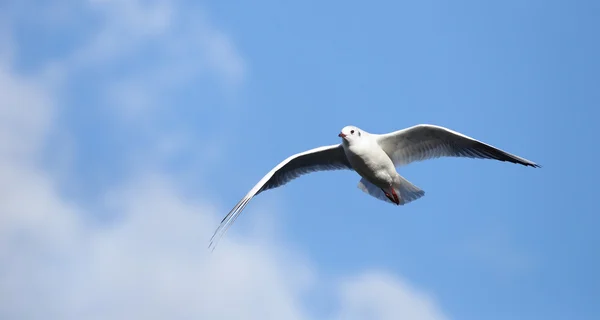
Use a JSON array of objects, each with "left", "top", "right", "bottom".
[
  {"left": 336, "top": 272, "right": 448, "bottom": 320},
  {"left": 40, "top": 0, "right": 246, "bottom": 118}
]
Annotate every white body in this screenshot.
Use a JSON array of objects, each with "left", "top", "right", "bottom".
[{"left": 342, "top": 131, "right": 397, "bottom": 190}]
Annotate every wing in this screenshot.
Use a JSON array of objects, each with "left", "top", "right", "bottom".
[
  {"left": 209, "top": 144, "right": 352, "bottom": 251},
  {"left": 375, "top": 124, "right": 541, "bottom": 168}
]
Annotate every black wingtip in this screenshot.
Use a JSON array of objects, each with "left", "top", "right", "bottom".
[
  {"left": 207, "top": 229, "right": 220, "bottom": 252},
  {"left": 207, "top": 238, "right": 218, "bottom": 253}
]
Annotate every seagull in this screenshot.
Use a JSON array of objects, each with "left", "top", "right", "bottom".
[{"left": 209, "top": 124, "right": 540, "bottom": 250}]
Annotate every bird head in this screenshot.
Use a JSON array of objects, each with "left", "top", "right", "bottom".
[{"left": 338, "top": 125, "right": 362, "bottom": 143}]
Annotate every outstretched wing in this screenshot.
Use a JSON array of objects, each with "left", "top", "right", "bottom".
[
  {"left": 375, "top": 124, "right": 540, "bottom": 168},
  {"left": 209, "top": 144, "right": 352, "bottom": 250}
]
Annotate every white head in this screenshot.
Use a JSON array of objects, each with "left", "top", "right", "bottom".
[{"left": 338, "top": 125, "right": 363, "bottom": 144}]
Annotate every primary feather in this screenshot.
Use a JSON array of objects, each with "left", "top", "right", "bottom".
[
  {"left": 375, "top": 124, "right": 540, "bottom": 168},
  {"left": 208, "top": 144, "right": 351, "bottom": 251}
]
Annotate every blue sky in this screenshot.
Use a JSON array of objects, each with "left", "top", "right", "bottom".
[{"left": 1, "top": 0, "right": 598, "bottom": 319}]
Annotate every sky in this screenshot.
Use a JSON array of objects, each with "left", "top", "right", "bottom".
[{"left": 0, "top": 0, "right": 598, "bottom": 319}]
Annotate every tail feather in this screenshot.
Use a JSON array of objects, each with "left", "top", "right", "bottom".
[
  {"left": 357, "top": 178, "right": 395, "bottom": 204},
  {"left": 357, "top": 176, "right": 425, "bottom": 205},
  {"left": 394, "top": 175, "right": 426, "bottom": 204}
]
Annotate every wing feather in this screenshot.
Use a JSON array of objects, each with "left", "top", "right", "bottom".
[
  {"left": 209, "top": 144, "right": 351, "bottom": 250},
  {"left": 375, "top": 124, "right": 540, "bottom": 168}
]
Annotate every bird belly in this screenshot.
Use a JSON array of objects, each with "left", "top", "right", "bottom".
[{"left": 346, "top": 147, "right": 396, "bottom": 188}]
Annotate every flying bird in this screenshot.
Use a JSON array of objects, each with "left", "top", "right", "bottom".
[{"left": 209, "top": 124, "right": 540, "bottom": 250}]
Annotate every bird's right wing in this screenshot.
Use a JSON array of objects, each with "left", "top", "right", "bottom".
[
  {"left": 375, "top": 124, "right": 540, "bottom": 168},
  {"left": 209, "top": 144, "right": 352, "bottom": 251}
]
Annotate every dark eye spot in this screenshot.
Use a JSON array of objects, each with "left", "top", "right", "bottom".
[{"left": 350, "top": 130, "right": 355, "bottom": 134}]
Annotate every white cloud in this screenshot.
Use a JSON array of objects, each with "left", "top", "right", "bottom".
[
  {"left": 335, "top": 272, "right": 448, "bottom": 320},
  {"left": 0, "top": 64, "right": 53, "bottom": 162},
  {"left": 0, "top": 2, "right": 448, "bottom": 320},
  {"left": 69, "top": 0, "right": 246, "bottom": 119},
  {"left": 71, "top": 0, "right": 174, "bottom": 66}
]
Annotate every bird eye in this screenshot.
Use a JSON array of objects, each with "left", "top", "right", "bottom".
[{"left": 350, "top": 130, "right": 355, "bottom": 134}]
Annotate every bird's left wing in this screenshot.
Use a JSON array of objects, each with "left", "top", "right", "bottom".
[
  {"left": 375, "top": 124, "right": 540, "bottom": 168},
  {"left": 209, "top": 144, "right": 352, "bottom": 251}
]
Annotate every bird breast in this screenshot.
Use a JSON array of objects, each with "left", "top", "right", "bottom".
[{"left": 344, "top": 142, "right": 396, "bottom": 185}]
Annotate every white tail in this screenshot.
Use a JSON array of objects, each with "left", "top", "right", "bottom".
[{"left": 357, "top": 175, "right": 425, "bottom": 205}]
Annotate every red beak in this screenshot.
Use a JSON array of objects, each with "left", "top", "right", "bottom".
[{"left": 338, "top": 132, "right": 346, "bottom": 138}]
